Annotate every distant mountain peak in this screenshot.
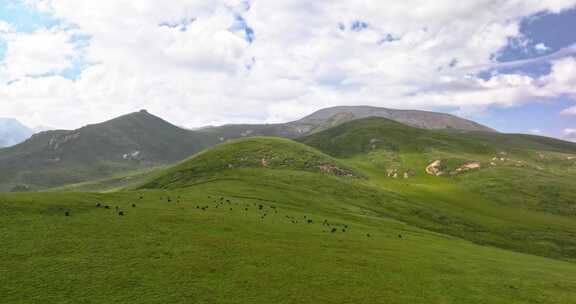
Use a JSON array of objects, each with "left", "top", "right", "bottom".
[
  {"left": 298, "top": 105, "right": 497, "bottom": 133},
  {"left": 0, "top": 118, "right": 34, "bottom": 148}
]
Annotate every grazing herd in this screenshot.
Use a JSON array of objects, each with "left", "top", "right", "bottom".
[
  {"left": 192, "top": 195, "right": 361, "bottom": 235},
  {"left": 58, "top": 193, "right": 401, "bottom": 240}
]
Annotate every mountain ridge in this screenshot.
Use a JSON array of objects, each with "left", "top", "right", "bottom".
[
  {"left": 0, "top": 110, "right": 218, "bottom": 191},
  {"left": 197, "top": 105, "right": 497, "bottom": 141},
  {"left": 2, "top": 106, "right": 570, "bottom": 192}
]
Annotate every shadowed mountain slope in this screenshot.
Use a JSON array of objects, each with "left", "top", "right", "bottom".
[{"left": 0, "top": 110, "right": 218, "bottom": 191}]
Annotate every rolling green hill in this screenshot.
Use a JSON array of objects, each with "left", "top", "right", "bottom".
[
  {"left": 2, "top": 118, "right": 576, "bottom": 303},
  {"left": 138, "top": 137, "right": 359, "bottom": 189},
  {"left": 0, "top": 107, "right": 495, "bottom": 192},
  {"left": 301, "top": 117, "right": 576, "bottom": 259}
]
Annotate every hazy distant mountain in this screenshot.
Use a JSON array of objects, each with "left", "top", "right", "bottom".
[
  {"left": 0, "top": 118, "right": 34, "bottom": 148},
  {"left": 299, "top": 106, "right": 496, "bottom": 132},
  {"left": 0, "top": 110, "right": 218, "bottom": 191},
  {"left": 198, "top": 106, "right": 496, "bottom": 141}
]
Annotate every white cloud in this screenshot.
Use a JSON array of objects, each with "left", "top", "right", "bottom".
[
  {"left": 535, "top": 43, "right": 550, "bottom": 53},
  {"left": 0, "top": 28, "right": 79, "bottom": 81},
  {"left": 0, "top": 21, "right": 13, "bottom": 33},
  {"left": 530, "top": 129, "right": 542, "bottom": 134},
  {"left": 564, "top": 128, "right": 576, "bottom": 141},
  {"left": 1, "top": 0, "right": 576, "bottom": 129},
  {"left": 561, "top": 106, "right": 576, "bottom": 115}
]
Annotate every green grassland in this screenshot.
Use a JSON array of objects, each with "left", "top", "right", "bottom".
[
  {"left": 47, "top": 166, "right": 166, "bottom": 193},
  {"left": 2, "top": 119, "right": 576, "bottom": 303}
]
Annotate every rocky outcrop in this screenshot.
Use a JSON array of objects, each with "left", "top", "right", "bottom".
[
  {"left": 48, "top": 132, "right": 80, "bottom": 150},
  {"left": 426, "top": 160, "right": 445, "bottom": 176},
  {"left": 451, "top": 162, "right": 481, "bottom": 175},
  {"left": 386, "top": 168, "right": 413, "bottom": 179},
  {"left": 318, "top": 164, "right": 356, "bottom": 177},
  {"left": 426, "top": 160, "right": 482, "bottom": 176}
]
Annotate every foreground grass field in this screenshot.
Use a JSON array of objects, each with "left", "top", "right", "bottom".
[
  {"left": 2, "top": 172, "right": 576, "bottom": 303},
  {"left": 2, "top": 124, "right": 576, "bottom": 303}
]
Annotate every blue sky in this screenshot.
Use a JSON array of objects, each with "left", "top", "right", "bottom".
[
  {"left": 470, "top": 7, "right": 576, "bottom": 136},
  {"left": 0, "top": 0, "right": 575, "bottom": 141}
]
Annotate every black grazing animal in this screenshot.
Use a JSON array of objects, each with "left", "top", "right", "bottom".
[
  {"left": 366, "top": 233, "right": 371, "bottom": 238},
  {"left": 132, "top": 204, "right": 136, "bottom": 208},
  {"left": 307, "top": 219, "right": 313, "bottom": 224},
  {"left": 118, "top": 211, "right": 124, "bottom": 216},
  {"left": 139, "top": 196, "right": 143, "bottom": 200},
  {"left": 398, "top": 234, "right": 403, "bottom": 239},
  {"left": 64, "top": 211, "right": 70, "bottom": 216},
  {"left": 331, "top": 228, "right": 337, "bottom": 233},
  {"left": 96, "top": 203, "right": 101, "bottom": 208},
  {"left": 104, "top": 206, "right": 110, "bottom": 209}
]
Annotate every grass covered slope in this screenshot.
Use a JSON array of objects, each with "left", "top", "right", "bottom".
[
  {"left": 3, "top": 119, "right": 576, "bottom": 303},
  {"left": 138, "top": 137, "right": 359, "bottom": 189},
  {"left": 301, "top": 116, "right": 576, "bottom": 158},
  {"left": 3, "top": 173, "right": 576, "bottom": 303},
  {"left": 301, "top": 117, "right": 576, "bottom": 260}
]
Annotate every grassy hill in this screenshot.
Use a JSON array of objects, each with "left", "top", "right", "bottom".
[
  {"left": 0, "top": 110, "right": 218, "bottom": 191},
  {"left": 2, "top": 121, "right": 576, "bottom": 303},
  {"left": 138, "top": 137, "right": 359, "bottom": 190},
  {"left": 3, "top": 171, "right": 576, "bottom": 302},
  {"left": 47, "top": 166, "right": 166, "bottom": 193},
  {"left": 0, "top": 107, "right": 494, "bottom": 192},
  {"left": 301, "top": 117, "right": 576, "bottom": 259}
]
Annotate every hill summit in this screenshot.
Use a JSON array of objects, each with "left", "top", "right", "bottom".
[
  {"left": 0, "top": 110, "right": 217, "bottom": 191},
  {"left": 138, "top": 137, "right": 359, "bottom": 189}
]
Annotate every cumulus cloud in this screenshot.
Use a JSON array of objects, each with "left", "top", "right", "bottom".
[
  {"left": 1, "top": 0, "right": 576, "bottom": 129},
  {"left": 564, "top": 128, "right": 576, "bottom": 141},
  {"left": 535, "top": 43, "right": 550, "bottom": 53},
  {"left": 561, "top": 106, "right": 576, "bottom": 115},
  {"left": 0, "top": 27, "right": 80, "bottom": 81}
]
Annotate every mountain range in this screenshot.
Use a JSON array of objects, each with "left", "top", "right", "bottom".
[{"left": 0, "top": 106, "right": 496, "bottom": 191}]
